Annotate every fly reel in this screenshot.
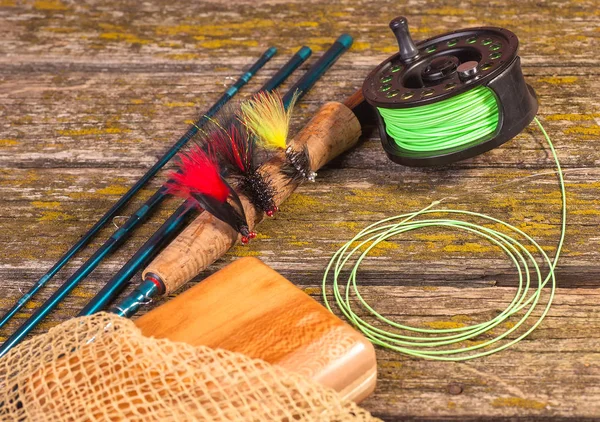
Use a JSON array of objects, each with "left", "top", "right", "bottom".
[{"left": 362, "top": 16, "right": 538, "bottom": 166}]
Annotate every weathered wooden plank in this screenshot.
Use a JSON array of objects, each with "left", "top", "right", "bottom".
[
  {"left": 0, "top": 0, "right": 598, "bottom": 65},
  {"left": 346, "top": 287, "right": 600, "bottom": 421},
  {"left": 0, "top": 165, "right": 597, "bottom": 280},
  {"left": 0, "top": 69, "right": 598, "bottom": 169}
]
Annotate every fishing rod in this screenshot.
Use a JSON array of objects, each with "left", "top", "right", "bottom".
[
  {"left": 77, "top": 44, "right": 332, "bottom": 316},
  {"left": 0, "top": 48, "right": 313, "bottom": 355},
  {"left": 0, "top": 47, "right": 276, "bottom": 332},
  {"left": 108, "top": 34, "right": 354, "bottom": 319},
  {"left": 79, "top": 35, "right": 353, "bottom": 317}
]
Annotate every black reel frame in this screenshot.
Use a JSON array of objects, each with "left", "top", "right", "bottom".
[{"left": 362, "top": 17, "right": 538, "bottom": 167}]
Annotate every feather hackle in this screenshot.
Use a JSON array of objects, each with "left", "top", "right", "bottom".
[{"left": 240, "top": 90, "right": 297, "bottom": 151}]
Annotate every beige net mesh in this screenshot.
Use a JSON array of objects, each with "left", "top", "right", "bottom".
[{"left": 0, "top": 313, "right": 380, "bottom": 421}]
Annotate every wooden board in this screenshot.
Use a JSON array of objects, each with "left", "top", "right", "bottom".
[
  {"left": 135, "top": 257, "right": 377, "bottom": 403},
  {"left": 0, "top": 0, "right": 599, "bottom": 420}
]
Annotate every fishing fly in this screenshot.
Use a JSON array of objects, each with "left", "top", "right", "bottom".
[
  {"left": 242, "top": 91, "right": 316, "bottom": 183},
  {"left": 165, "top": 145, "right": 253, "bottom": 243},
  {"left": 209, "top": 117, "right": 279, "bottom": 218}
]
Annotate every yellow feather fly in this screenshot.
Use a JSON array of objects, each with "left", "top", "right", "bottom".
[{"left": 241, "top": 90, "right": 297, "bottom": 150}]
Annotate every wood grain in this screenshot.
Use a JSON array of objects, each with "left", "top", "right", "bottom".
[
  {"left": 0, "top": 0, "right": 598, "bottom": 420},
  {"left": 136, "top": 257, "right": 377, "bottom": 403}
]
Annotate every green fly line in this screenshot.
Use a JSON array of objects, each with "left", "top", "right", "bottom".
[
  {"left": 378, "top": 85, "right": 500, "bottom": 152},
  {"left": 323, "top": 86, "right": 566, "bottom": 361}
]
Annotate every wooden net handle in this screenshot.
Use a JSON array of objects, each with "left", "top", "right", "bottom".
[{"left": 143, "top": 101, "right": 362, "bottom": 294}]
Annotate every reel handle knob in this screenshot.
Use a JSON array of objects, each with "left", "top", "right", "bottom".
[
  {"left": 389, "top": 16, "right": 419, "bottom": 63},
  {"left": 457, "top": 60, "right": 480, "bottom": 81}
]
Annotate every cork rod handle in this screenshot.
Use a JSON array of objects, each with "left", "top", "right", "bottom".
[{"left": 143, "top": 101, "right": 362, "bottom": 294}]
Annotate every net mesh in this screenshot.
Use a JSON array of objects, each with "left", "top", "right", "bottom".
[{"left": 0, "top": 312, "right": 380, "bottom": 421}]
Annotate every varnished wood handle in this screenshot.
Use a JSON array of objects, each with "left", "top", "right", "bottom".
[{"left": 143, "top": 101, "right": 362, "bottom": 294}]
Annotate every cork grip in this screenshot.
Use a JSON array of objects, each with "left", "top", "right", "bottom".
[{"left": 143, "top": 101, "right": 362, "bottom": 294}]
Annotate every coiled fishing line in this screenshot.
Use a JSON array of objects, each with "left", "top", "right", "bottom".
[
  {"left": 322, "top": 116, "right": 565, "bottom": 361},
  {"left": 378, "top": 86, "right": 499, "bottom": 153}
]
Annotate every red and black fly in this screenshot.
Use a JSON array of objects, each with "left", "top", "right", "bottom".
[{"left": 166, "top": 145, "right": 255, "bottom": 244}]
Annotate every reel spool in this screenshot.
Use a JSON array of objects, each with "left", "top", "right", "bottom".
[{"left": 362, "top": 16, "right": 538, "bottom": 166}]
